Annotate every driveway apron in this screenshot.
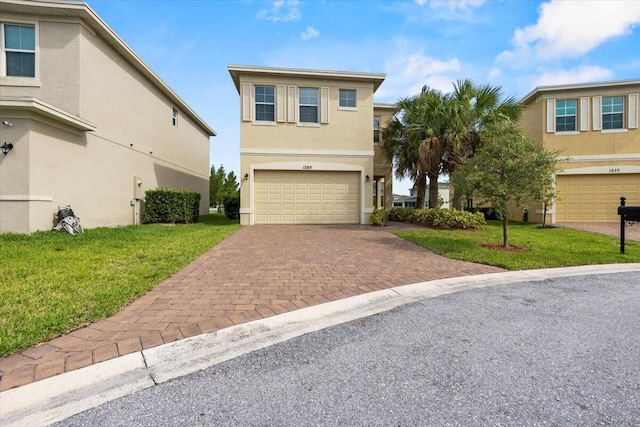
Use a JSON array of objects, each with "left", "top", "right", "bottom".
[{"left": 0, "top": 224, "right": 502, "bottom": 391}]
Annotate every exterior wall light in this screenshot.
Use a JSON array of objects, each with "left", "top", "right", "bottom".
[
  {"left": 244, "top": 173, "right": 249, "bottom": 181},
  {"left": 1, "top": 142, "right": 13, "bottom": 155},
  {"left": 365, "top": 175, "right": 370, "bottom": 182}
]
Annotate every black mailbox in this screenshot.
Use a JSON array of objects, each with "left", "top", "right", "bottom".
[
  {"left": 618, "top": 206, "right": 640, "bottom": 222},
  {"left": 618, "top": 197, "right": 640, "bottom": 254}
]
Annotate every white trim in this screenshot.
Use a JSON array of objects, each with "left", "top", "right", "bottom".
[
  {"left": 0, "top": 97, "right": 96, "bottom": 130},
  {"left": 558, "top": 154, "right": 640, "bottom": 162},
  {"left": 242, "top": 83, "right": 251, "bottom": 122},
  {"left": 557, "top": 166, "right": 640, "bottom": 175},
  {"left": 239, "top": 208, "right": 252, "bottom": 214},
  {"left": 0, "top": 195, "right": 53, "bottom": 202},
  {"left": 251, "top": 121, "right": 276, "bottom": 126},
  {"left": 601, "top": 128, "right": 628, "bottom": 134},
  {"left": 276, "top": 84, "right": 286, "bottom": 123},
  {"left": 554, "top": 131, "right": 579, "bottom": 136},
  {"left": 241, "top": 148, "right": 374, "bottom": 157}
]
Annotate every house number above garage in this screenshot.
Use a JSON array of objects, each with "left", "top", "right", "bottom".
[
  {"left": 609, "top": 168, "right": 621, "bottom": 173},
  {"left": 303, "top": 165, "right": 313, "bottom": 170}
]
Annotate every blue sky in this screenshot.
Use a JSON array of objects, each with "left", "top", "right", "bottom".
[{"left": 87, "top": 0, "right": 640, "bottom": 195}]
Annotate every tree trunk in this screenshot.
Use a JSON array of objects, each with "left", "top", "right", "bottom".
[
  {"left": 428, "top": 173, "right": 439, "bottom": 209},
  {"left": 415, "top": 174, "right": 427, "bottom": 209},
  {"left": 502, "top": 216, "right": 509, "bottom": 247}
]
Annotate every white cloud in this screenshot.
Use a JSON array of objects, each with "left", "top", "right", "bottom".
[
  {"left": 301, "top": 26, "right": 319, "bottom": 41},
  {"left": 378, "top": 51, "right": 462, "bottom": 101},
  {"left": 487, "top": 67, "right": 501, "bottom": 81},
  {"left": 257, "top": 0, "right": 301, "bottom": 22},
  {"left": 499, "top": 0, "right": 640, "bottom": 64},
  {"left": 531, "top": 65, "right": 614, "bottom": 87}
]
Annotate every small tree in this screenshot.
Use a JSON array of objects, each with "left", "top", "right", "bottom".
[
  {"left": 209, "top": 165, "right": 226, "bottom": 211},
  {"left": 452, "top": 118, "right": 558, "bottom": 247}
]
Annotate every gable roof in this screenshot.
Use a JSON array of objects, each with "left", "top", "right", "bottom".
[
  {"left": 228, "top": 65, "right": 386, "bottom": 93},
  {"left": 521, "top": 79, "right": 640, "bottom": 105},
  {"left": 0, "top": 0, "right": 216, "bottom": 136}
]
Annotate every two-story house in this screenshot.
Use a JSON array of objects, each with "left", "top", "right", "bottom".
[
  {"left": 520, "top": 79, "right": 639, "bottom": 224},
  {"left": 228, "top": 65, "right": 393, "bottom": 225},
  {"left": 0, "top": 0, "right": 215, "bottom": 234}
]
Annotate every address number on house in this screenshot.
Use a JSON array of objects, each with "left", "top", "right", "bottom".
[
  {"left": 609, "top": 168, "right": 621, "bottom": 173},
  {"left": 303, "top": 165, "right": 313, "bottom": 170}
]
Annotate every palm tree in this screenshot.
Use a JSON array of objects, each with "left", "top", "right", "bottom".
[
  {"left": 445, "top": 79, "right": 522, "bottom": 208},
  {"left": 381, "top": 96, "right": 428, "bottom": 209},
  {"left": 381, "top": 88, "right": 449, "bottom": 209}
]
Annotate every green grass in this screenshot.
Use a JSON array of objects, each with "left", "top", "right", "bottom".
[
  {"left": 394, "top": 220, "right": 640, "bottom": 270},
  {"left": 0, "top": 214, "right": 240, "bottom": 357}
]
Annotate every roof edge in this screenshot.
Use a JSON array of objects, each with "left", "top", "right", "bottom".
[
  {"left": 228, "top": 64, "right": 386, "bottom": 93},
  {"left": 521, "top": 78, "right": 640, "bottom": 104}
]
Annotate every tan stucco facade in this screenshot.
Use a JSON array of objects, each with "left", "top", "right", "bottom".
[
  {"left": 0, "top": 0, "right": 214, "bottom": 233},
  {"left": 520, "top": 79, "right": 640, "bottom": 223},
  {"left": 228, "top": 65, "right": 391, "bottom": 225}
]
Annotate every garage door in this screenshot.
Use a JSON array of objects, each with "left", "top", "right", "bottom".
[
  {"left": 556, "top": 174, "right": 640, "bottom": 222},
  {"left": 254, "top": 170, "right": 360, "bottom": 224}
]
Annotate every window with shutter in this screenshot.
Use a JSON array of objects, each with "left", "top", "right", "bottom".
[
  {"left": 592, "top": 96, "right": 602, "bottom": 131},
  {"left": 299, "top": 87, "right": 318, "bottom": 123},
  {"left": 602, "top": 96, "right": 624, "bottom": 130},
  {"left": 277, "top": 85, "right": 286, "bottom": 123},
  {"left": 287, "top": 85, "right": 296, "bottom": 122}
]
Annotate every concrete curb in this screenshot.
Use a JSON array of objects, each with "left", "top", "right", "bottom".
[{"left": 2, "top": 263, "right": 639, "bottom": 426}]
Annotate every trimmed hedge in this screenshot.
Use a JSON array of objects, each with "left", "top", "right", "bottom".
[
  {"left": 144, "top": 189, "right": 200, "bottom": 224},
  {"left": 463, "top": 207, "right": 503, "bottom": 220},
  {"left": 223, "top": 191, "right": 240, "bottom": 220},
  {"left": 387, "top": 207, "right": 485, "bottom": 229}
]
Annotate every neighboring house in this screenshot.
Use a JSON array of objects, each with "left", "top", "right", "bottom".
[
  {"left": 393, "top": 183, "right": 450, "bottom": 209},
  {"left": 520, "top": 79, "right": 639, "bottom": 223},
  {"left": 228, "top": 65, "right": 393, "bottom": 225},
  {"left": 0, "top": 0, "right": 215, "bottom": 234}
]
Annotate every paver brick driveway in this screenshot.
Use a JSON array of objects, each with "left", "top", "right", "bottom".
[{"left": 0, "top": 224, "right": 503, "bottom": 391}]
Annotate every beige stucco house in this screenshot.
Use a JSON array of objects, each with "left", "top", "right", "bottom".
[
  {"left": 519, "top": 79, "right": 639, "bottom": 224},
  {"left": 228, "top": 65, "right": 393, "bottom": 225},
  {"left": 0, "top": 0, "right": 215, "bottom": 234}
]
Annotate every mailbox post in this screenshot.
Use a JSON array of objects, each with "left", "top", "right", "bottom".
[{"left": 618, "top": 197, "right": 640, "bottom": 254}]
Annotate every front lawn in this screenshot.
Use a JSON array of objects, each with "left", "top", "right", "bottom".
[
  {"left": 0, "top": 214, "right": 240, "bottom": 357},
  {"left": 394, "top": 221, "right": 640, "bottom": 270}
]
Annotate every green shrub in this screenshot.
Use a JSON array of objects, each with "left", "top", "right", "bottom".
[
  {"left": 223, "top": 191, "right": 240, "bottom": 220},
  {"left": 387, "top": 207, "right": 485, "bottom": 229},
  {"left": 370, "top": 208, "right": 389, "bottom": 226},
  {"left": 144, "top": 189, "right": 200, "bottom": 224},
  {"left": 464, "top": 207, "right": 502, "bottom": 220}
]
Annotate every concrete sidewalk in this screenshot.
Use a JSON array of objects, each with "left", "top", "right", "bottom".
[{"left": 0, "top": 224, "right": 502, "bottom": 392}]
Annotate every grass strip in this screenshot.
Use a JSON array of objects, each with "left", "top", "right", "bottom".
[
  {"left": 394, "top": 221, "right": 640, "bottom": 270},
  {"left": 0, "top": 214, "right": 239, "bottom": 357}
]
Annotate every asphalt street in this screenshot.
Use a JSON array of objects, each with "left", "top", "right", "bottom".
[{"left": 57, "top": 272, "right": 640, "bottom": 426}]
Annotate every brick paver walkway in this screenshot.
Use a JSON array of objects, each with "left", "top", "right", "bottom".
[{"left": 0, "top": 224, "right": 503, "bottom": 391}]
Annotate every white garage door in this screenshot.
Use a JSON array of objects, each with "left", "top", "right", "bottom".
[
  {"left": 254, "top": 170, "right": 360, "bottom": 224},
  {"left": 556, "top": 174, "right": 640, "bottom": 222}
]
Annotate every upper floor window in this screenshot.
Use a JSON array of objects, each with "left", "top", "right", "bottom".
[
  {"left": 339, "top": 89, "right": 356, "bottom": 108},
  {"left": 172, "top": 108, "right": 178, "bottom": 126},
  {"left": 255, "top": 85, "right": 275, "bottom": 122},
  {"left": 373, "top": 116, "right": 380, "bottom": 143},
  {"left": 602, "top": 96, "right": 624, "bottom": 130},
  {"left": 555, "top": 100, "right": 576, "bottom": 132},
  {"left": 299, "top": 87, "right": 318, "bottom": 123},
  {"left": 2, "top": 24, "right": 35, "bottom": 77}
]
